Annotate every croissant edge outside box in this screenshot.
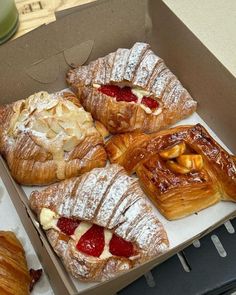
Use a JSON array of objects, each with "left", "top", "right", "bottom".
[{"left": 0, "top": 0, "right": 236, "bottom": 295}]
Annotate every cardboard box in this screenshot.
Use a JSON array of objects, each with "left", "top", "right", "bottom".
[{"left": 0, "top": 0, "right": 236, "bottom": 294}]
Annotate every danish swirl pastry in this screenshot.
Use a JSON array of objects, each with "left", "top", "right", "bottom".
[
  {"left": 67, "top": 42, "right": 197, "bottom": 133},
  {"left": 106, "top": 124, "right": 236, "bottom": 220},
  {"left": 0, "top": 91, "right": 107, "bottom": 185},
  {"left": 30, "top": 164, "right": 169, "bottom": 281}
]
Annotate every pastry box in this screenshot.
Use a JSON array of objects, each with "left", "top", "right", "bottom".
[{"left": 0, "top": 0, "right": 236, "bottom": 294}]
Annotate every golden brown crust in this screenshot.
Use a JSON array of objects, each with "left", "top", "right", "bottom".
[
  {"left": 0, "top": 91, "right": 107, "bottom": 185},
  {"left": 30, "top": 165, "right": 169, "bottom": 281},
  {"left": 0, "top": 231, "right": 30, "bottom": 295},
  {"left": 67, "top": 42, "right": 197, "bottom": 134},
  {"left": 105, "top": 124, "right": 236, "bottom": 219}
]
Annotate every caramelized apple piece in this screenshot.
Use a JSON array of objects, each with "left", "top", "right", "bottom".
[
  {"left": 159, "top": 142, "right": 186, "bottom": 159},
  {"left": 166, "top": 160, "right": 190, "bottom": 174},
  {"left": 177, "top": 154, "right": 203, "bottom": 171}
]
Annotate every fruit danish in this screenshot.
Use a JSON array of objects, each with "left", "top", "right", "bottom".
[
  {"left": 30, "top": 164, "right": 169, "bottom": 281},
  {"left": 67, "top": 42, "right": 197, "bottom": 134},
  {"left": 105, "top": 124, "right": 236, "bottom": 220},
  {"left": 0, "top": 231, "right": 42, "bottom": 295},
  {"left": 0, "top": 90, "right": 107, "bottom": 185}
]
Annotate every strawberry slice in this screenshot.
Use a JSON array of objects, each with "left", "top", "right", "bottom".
[
  {"left": 141, "top": 96, "right": 159, "bottom": 109},
  {"left": 98, "top": 84, "right": 138, "bottom": 103},
  {"left": 109, "top": 234, "right": 134, "bottom": 258},
  {"left": 117, "top": 87, "right": 138, "bottom": 102},
  {"left": 98, "top": 85, "right": 120, "bottom": 97},
  {"left": 76, "top": 224, "right": 105, "bottom": 257},
  {"left": 57, "top": 217, "right": 80, "bottom": 236}
]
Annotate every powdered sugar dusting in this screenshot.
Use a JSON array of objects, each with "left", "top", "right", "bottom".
[
  {"left": 123, "top": 42, "right": 150, "bottom": 81},
  {"left": 72, "top": 172, "right": 98, "bottom": 219},
  {"left": 133, "top": 50, "right": 161, "bottom": 88},
  {"left": 31, "top": 164, "right": 169, "bottom": 265},
  {"left": 93, "top": 58, "right": 106, "bottom": 85},
  {"left": 95, "top": 173, "right": 135, "bottom": 227},
  {"left": 82, "top": 165, "right": 122, "bottom": 221},
  {"left": 108, "top": 186, "right": 142, "bottom": 229},
  {"left": 104, "top": 52, "right": 116, "bottom": 84},
  {"left": 110, "top": 49, "right": 130, "bottom": 82}
]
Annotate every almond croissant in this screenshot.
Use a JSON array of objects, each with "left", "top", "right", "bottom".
[
  {"left": 106, "top": 124, "right": 236, "bottom": 220},
  {"left": 67, "top": 42, "right": 197, "bottom": 134},
  {"left": 30, "top": 164, "right": 169, "bottom": 281},
  {"left": 0, "top": 90, "right": 107, "bottom": 185}
]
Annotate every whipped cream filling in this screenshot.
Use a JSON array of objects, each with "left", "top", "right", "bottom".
[
  {"left": 39, "top": 208, "right": 118, "bottom": 259},
  {"left": 93, "top": 84, "right": 162, "bottom": 115},
  {"left": 40, "top": 208, "right": 59, "bottom": 230},
  {"left": 71, "top": 222, "right": 92, "bottom": 242}
]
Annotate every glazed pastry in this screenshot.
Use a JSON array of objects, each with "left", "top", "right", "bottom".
[
  {"left": 30, "top": 164, "right": 169, "bottom": 281},
  {"left": 0, "top": 91, "right": 107, "bottom": 185},
  {"left": 106, "top": 124, "right": 236, "bottom": 220},
  {"left": 0, "top": 231, "right": 30, "bottom": 295},
  {"left": 67, "top": 42, "right": 197, "bottom": 134}
]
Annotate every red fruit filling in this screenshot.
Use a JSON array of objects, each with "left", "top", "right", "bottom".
[
  {"left": 57, "top": 217, "right": 80, "bottom": 236},
  {"left": 141, "top": 96, "right": 159, "bottom": 109},
  {"left": 76, "top": 224, "right": 105, "bottom": 257},
  {"left": 109, "top": 234, "right": 134, "bottom": 258},
  {"left": 117, "top": 86, "right": 138, "bottom": 102},
  {"left": 98, "top": 84, "right": 159, "bottom": 109},
  {"left": 98, "top": 85, "right": 137, "bottom": 103},
  {"left": 98, "top": 85, "right": 120, "bottom": 98},
  {"left": 56, "top": 217, "right": 135, "bottom": 258}
]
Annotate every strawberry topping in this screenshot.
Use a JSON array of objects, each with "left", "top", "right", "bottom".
[
  {"left": 57, "top": 217, "right": 80, "bottom": 236},
  {"left": 98, "top": 85, "right": 120, "bottom": 98},
  {"left": 98, "top": 85, "right": 138, "bottom": 103},
  {"left": 117, "top": 86, "right": 138, "bottom": 102},
  {"left": 109, "top": 234, "right": 134, "bottom": 258},
  {"left": 76, "top": 224, "right": 105, "bottom": 257},
  {"left": 141, "top": 96, "right": 159, "bottom": 109}
]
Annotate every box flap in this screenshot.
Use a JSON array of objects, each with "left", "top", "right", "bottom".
[{"left": 0, "top": 0, "right": 146, "bottom": 103}]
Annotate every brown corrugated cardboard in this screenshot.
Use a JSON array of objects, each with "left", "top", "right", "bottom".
[{"left": 0, "top": 0, "right": 236, "bottom": 294}]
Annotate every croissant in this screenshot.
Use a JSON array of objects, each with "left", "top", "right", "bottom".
[
  {"left": 67, "top": 42, "right": 197, "bottom": 134},
  {"left": 0, "top": 90, "right": 107, "bottom": 185},
  {"left": 0, "top": 231, "right": 30, "bottom": 295},
  {"left": 105, "top": 124, "right": 236, "bottom": 220},
  {"left": 29, "top": 164, "right": 169, "bottom": 281}
]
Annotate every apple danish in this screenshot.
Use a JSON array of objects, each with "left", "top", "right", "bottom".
[
  {"left": 29, "top": 164, "right": 169, "bottom": 281},
  {"left": 0, "top": 91, "right": 107, "bottom": 185},
  {"left": 67, "top": 42, "right": 197, "bottom": 133},
  {"left": 105, "top": 124, "right": 236, "bottom": 220}
]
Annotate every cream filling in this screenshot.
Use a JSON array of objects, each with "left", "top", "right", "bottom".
[
  {"left": 40, "top": 208, "right": 59, "bottom": 230},
  {"left": 39, "top": 208, "right": 137, "bottom": 259},
  {"left": 71, "top": 221, "right": 93, "bottom": 242},
  {"left": 99, "top": 229, "right": 113, "bottom": 259},
  {"left": 39, "top": 208, "right": 114, "bottom": 258},
  {"left": 93, "top": 84, "right": 162, "bottom": 115}
]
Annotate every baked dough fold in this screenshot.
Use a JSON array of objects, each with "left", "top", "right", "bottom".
[
  {"left": 106, "top": 124, "right": 236, "bottom": 219},
  {"left": 30, "top": 164, "right": 169, "bottom": 281},
  {"left": 67, "top": 42, "right": 197, "bottom": 133},
  {"left": 0, "top": 91, "right": 107, "bottom": 185}
]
